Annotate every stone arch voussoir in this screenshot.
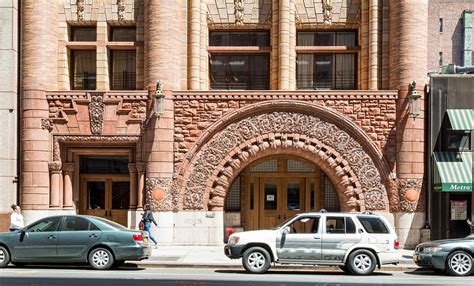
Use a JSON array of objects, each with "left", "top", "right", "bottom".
[{"left": 178, "top": 101, "right": 392, "bottom": 212}]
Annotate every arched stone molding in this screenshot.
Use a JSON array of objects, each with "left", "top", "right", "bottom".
[{"left": 178, "top": 100, "right": 394, "bottom": 212}]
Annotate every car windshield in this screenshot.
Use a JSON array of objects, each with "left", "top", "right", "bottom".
[{"left": 93, "top": 217, "right": 128, "bottom": 230}]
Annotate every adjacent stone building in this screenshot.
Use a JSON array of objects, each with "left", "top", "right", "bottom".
[
  {"left": 11, "top": 0, "right": 432, "bottom": 248},
  {"left": 0, "top": 0, "right": 19, "bottom": 231}
]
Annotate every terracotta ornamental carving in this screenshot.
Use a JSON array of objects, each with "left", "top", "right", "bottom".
[
  {"left": 77, "top": 0, "right": 85, "bottom": 21},
  {"left": 117, "top": 0, "right": 125, "bottom": 21},
  {"left": 398, "top": 178, "right": 424, "bottom": 212},
  {"left": 89, "top": 93, "right": 105, "bottom": 135},
  {"left": 234, "top": 0, "right": 244, "bottom": 25},
  {"left": 145, "top": 178, "right": 180, "bottom": 212},
  {"left": 322, "top": 0, "right": 333, "bottom": 25},
  {"left": 180, "top": 108, "right": 391, "bottom": 212}
]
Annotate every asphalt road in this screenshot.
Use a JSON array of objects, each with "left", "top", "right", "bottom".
[{"left": 0, "top": 265, "right": 472, "bottom": 286}]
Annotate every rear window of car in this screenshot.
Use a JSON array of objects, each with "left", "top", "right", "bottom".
[
  {"left": 93, "top": 217, "right": 128, "bottom": 230},
  {"left": 357, "top": 216, "right": 389, "bottom": 234}
]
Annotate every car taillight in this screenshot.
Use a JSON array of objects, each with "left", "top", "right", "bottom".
[
  {"left": 394, "top": 240, "right": 400, "bottom": 249},
  {"left": 133, "top": 233, "right": 143, "bottom": 242}
]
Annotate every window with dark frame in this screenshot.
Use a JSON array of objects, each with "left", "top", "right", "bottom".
[
  {"left": 296, "top": 31, "right": 357, "bottom": 90},
  {"left": 70, "top": 50, "right": 96, "bottom": 90},
  {"left": 225, "top": 176, "right": 241, "bottom": 212},
  {"left": 110, "top": 50, "right": 136, "bottom": 90},
  {"left": 209, "top": 31, "right": 270, "bottom": 90},
  {"left": 110, "top": 27, "right": 136, "bottom": 42},
  {"left": 439, "top": 18, "right": 443, "bottom": 33},
  {"left": 70, "top": 26, "right": 97, "bottom": 42}
]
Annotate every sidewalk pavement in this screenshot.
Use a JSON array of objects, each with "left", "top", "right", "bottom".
[{"left": 135, "top": 245, "right": 419, "bottom": 271}]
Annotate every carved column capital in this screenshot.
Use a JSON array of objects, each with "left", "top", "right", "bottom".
[
  {"left": 48, "top": 161, "right": 62, "bottom": 173},
  {"left": 62, "top": 163, "right": 75, "bottom": 174},
  {"left": 128, "top": 163, "right": 138, "bottom": 173},
  {"left": 136, "top": 162, "right": 146, "bottom": 173}
]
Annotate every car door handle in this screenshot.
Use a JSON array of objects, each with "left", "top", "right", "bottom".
[
  {"left": 314, "top": 236, "right": 321, "bottom": 240},
  {"left": 48, "top": 235, "right": 57, "bottom": 240},
  {"left": 89, "top": 234, "right": 98, "bottom": 238}
]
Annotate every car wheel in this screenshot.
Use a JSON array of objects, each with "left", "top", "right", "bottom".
[
  {"left": 242, "top": 246, "right": 271, "bottom": 274},
  {"left": 347, "top": 249, "right": 377, "bottom": 275},
  {"left": 446, "top": 250, "right": 473, "bottom": 276},
  {"left": 89, "top": 248, "right": 114, "bottom": 270},
  {"left": 0, "top": 246, "right": 10, "bottom": 268}
]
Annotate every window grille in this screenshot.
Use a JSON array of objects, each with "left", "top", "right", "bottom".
[
  {"left": 324, "top": 176, "right": 340, "bottom": 212},
  {"left": 287, "top": 159, "right": 315, "bottom": 172},
  {"left": 225, "top": 176, "right": 241, "bottom": 211},
  {"left": 250, "top": 160, "right": 278, "bottom": 172}
]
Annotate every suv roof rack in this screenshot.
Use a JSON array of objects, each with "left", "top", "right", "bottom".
[{"left": 362, "top": 211, "right": 374, "bottom": 215}]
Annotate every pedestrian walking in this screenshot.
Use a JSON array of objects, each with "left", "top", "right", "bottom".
[
  {"left": 10, "top": 204, "right": 24, "bottom": 232},
  {"left": 142, "top": 205, "right": 158, "bottom": 247}
]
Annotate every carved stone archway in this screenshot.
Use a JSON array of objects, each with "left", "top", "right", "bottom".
[{"left": 178, "top": 100, "right": 394, "bottom": 212}]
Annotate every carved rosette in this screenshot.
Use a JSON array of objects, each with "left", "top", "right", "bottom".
[
  {"left": 234, "top": 0, "right": 244, "bottom": 25},
  {"left": 322, "top": 0, "right": 333, "bottom": 25},
  {"left": 117, "top": 0, "right": 125, "bottom": 21},
  {"left": 89, "top": 93, "right": 105, "bottom": 135},
  {"left": 182, "top": 111, "right": 389, "bottom": 211},
  {"left": 77, "top": 0, "right": 85, "bottom": 21},
  {"left": 398, "top": 178, "right": 423, "bottom": 212},
  {"left": 145, "top": 177, "right": 173, "bottom": 211}
]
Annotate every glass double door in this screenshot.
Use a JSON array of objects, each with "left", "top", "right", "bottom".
[
  {"left": 80, "top": 175, "right": 130, "bottom": 226},
  {"left": 259, "top": 178, "right": 305, "bottom": 230}
]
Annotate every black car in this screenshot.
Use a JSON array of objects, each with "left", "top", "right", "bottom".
[
  {"left": 413, "top": 234, "right": 474, "bottom": 276},
  {"left": 0, "top": 215, "right": 152, "bottom": 270}
]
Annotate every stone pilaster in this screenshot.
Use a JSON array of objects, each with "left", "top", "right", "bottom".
[
  {"left": 369, "top": 0, "right": 379, "bottom": 90},
  {"left": 188, "top": 0, "right": 201, "bottom": 90},
  {"left": 271, "top": 0, "right": 279, "bottom": 89},
  {"left": 199, "top": 1, "right": 208, "bottom": 90},
  {"left": 62, "top": 163, "right": 75, "bottom": 209},
  {"left": 278, "top": 0, "right": 290, "bottom": 90},
  {"left": 128, "top": 163, "right": 138, "bottom": 209},
  {"left": 360, "top": 0, "right": 369, "bottom": 90},
  {"left": 21, "top": 0, "right": 59, "bottom": 212}
]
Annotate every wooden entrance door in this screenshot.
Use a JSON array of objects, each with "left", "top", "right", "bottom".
[{"left": 80, "top": 175, "right": 130, "bottom": 226}]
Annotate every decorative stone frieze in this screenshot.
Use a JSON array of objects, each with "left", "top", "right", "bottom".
[
  {"left": 89, "top": 93, "right": 105, "bottom": 135},
  {"left": 322, "top": 0, "right": 333, "bottom": 25},
  {"left": 207, "top": 0, "right": 272, "bottom": 26},
  {"left": 77, "top": 0, "right": 85, "bottom": 21},
  {"left": 146, "top": 177, "right": 174, "bottom": 211},
  {"left": 398, "top": 178, "right": 423, "bottom": 212},
  {"left": 234, "top": 0, "right": 244, "bottom": 25},
  {"left": 117, "top": 0, "right": 126, "bottom": 21},
  {"left": 177, "top": 101, "right": 394, "bottom": 212}
]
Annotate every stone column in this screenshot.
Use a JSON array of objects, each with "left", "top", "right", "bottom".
[
  {"left": 21, "top": 1, "right": 59, "bottom": 217},
  {"left": 199, "top": 1, "right": 208, "bottom": 90},
  {"left": 271, "top": 0, "right": 279, "bottom": 89},
  {"left": 390, "top": 0, "right": 428, "bottom": 248},
  {"left": 48, "top": 162, "right": 62, "bottom": 208},
  {"left": 188, "top": 0, "right": 201, "bottom": 90},
  {"left": 368, "top": 0, "right": 379, "bottom": 90},
  {"left": 62, "top": 163, "right": 75, "bottom": 209},
  {"left": 136, "top": 163, "right": 146, "bottom": 210},
  {"left": 128, "top": 163, "right": 138, "bottom": 209},
  {"left": 278, "top": 0, "right": 290, "bottom": 90},
  {"left": 360, "top": 0, "right": 369, "bottom": 90},
  {"left": 288, "top": 0, "right": 296, "bottom": 90}
]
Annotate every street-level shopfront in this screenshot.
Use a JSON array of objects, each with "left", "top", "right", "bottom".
[{"left": 429, "top": 76, "right": 474, "bottom": 239}]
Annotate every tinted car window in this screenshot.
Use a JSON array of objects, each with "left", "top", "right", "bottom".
[
  {"left": 60, "top": 217, "right": 99, "bottom": 231},
  {"left": 346, "top": 217, "right": 356, "bottom": 233},
  {"left": 93, "top": 217, "right": 128, "bottom": 230},
  {"left": 357, "top": 216, "right": 389, "bottom": 233},
  {"left": 326, "top": 217, "right": 345, "bottom": 234},
  {"left": 26, "top": 217, "right": 62, "bottom": 232}
]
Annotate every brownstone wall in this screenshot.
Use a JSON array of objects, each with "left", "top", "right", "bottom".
[
  {"left": 0, "top": 214, "right": 10, "bottom": 232},
  {"left": 428, "top": 0, "right": 474, "bottom": 70},
  {"left": 173, "top": 92, "right": 397, "bottom": 172}
]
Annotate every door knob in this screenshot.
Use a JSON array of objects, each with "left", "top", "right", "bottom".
[
  {"left": 48, "top": 235, "right": 56, "bottom": 240},
  {"left": 89, "top": 234, "right": 98, "bottom": 238}
]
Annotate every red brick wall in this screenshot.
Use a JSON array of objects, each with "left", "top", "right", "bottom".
[
  {"left": 0, "top": 213, "right": 10, "bottom": 232},
  {"left": 174, "top": 94, "right": 397, "bottom": 171}
]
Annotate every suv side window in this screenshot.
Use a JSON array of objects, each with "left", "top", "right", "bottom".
[
  {"left": 357, "top": 216, "right": 389, "bottom": 233},
  {"left": 326, "top": 216, "right": 356, "bottom": 234},
  {"left": 287, "top": 216, "right": 320, "bottom": 233}
]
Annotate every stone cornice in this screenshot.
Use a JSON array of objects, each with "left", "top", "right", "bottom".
[
  {"left": 46, "top": 91, "right": 149, "bottom": 102},
  {"left": 173, "top": 91, "right": 398, "bottom": 100}
]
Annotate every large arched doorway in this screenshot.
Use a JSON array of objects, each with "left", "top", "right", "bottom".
[{"left": 224, "top": 155, "right": 340, "bottom": 232}]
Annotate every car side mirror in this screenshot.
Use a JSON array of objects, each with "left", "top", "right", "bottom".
[
  {"left": 282, "top": 226, "right": 290, "bottom": 234},
  {"left": 358, "top": 228, "right": 364, "bottom": 234}
]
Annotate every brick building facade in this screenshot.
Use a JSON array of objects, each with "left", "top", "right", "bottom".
[{"left": 6, "top": 0, "right": 434, "bottom": 248}]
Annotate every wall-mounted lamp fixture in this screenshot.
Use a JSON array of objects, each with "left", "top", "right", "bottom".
[
  {"left": 153, "top": 80, "right": 165, "bottom": 117},
  {"left": 407, "top": 80, "right": 422, "bottom": 119}
]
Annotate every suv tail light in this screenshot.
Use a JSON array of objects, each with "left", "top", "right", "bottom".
[
  {"left": 394, "top": 240, "right": 400, "bottom": 249},
  {"left": 133, "top": 233, "right": 143, "bottom": 243}
]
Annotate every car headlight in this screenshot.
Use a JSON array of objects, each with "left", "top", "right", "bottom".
[
  {"left": 423, "top": 246, "right": 442, "bottom": 254},
  {"left": 227, "top": 235, "right": 240, "bottom": 245}
]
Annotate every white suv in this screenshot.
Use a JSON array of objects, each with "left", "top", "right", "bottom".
[{"left": 224, "top": 211, "right": 401, "bottom": 275}]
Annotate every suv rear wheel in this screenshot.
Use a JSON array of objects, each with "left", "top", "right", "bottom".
[
  {"left": 242, "top": 246, "right": 271, "bottom": 274},
  {"left": 346, "top": 249, "right": 376, "bottom": 275}
]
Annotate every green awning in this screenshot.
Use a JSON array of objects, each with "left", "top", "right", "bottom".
[
  {"left": 433, "top": 152, "right": 472, "bottom": 192},
  {"left": 446, "top": 109, "right": 474, "bottom": 130}
]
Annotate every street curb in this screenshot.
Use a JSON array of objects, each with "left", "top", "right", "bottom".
[{"left": 131, "top": 263, "right": 420, "bottom": 272}]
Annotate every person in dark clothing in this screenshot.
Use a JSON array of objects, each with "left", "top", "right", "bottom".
[{"left": 142, "top": 204, "right": 158, "bottom": 247}]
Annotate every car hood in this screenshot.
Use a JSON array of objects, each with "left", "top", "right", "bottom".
[
  {"left": 419, "top": 238, "right": 469, "bottom": 246},
  {"left": 230, "top": 229, "right": 278, "bottom": 244}
]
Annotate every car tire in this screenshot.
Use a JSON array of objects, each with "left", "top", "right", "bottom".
[
  {"left": 242, "top": 246, "right": 271, "bottom": 274},
  {"left": 446, "top": 250, "right": 473, "bottom": 276},
  {"left": 346, "top": 249, "right": 377, "bottom": 275},
  {"left": 0, "top": 246, "right": 10, "bottom": 268},
  {"left": 88, "top": 248, "right": 114, "bottom": 270}
]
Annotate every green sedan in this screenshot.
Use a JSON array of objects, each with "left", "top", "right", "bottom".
[{"left": 0, "top": 215, "right": 152, "bottom": 270}]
